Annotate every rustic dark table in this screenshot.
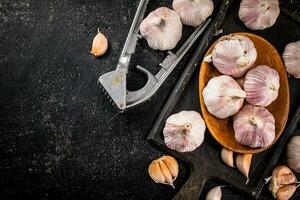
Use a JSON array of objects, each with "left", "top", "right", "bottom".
[{"left": 0, "top": 0, "right": 299, "bottom": 199}]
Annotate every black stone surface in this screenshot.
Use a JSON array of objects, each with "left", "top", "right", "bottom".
[{"left": 0, "top": 0, "right": 299, "bottom": 200}]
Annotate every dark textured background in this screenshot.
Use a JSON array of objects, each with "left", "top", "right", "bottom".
[{"left": 0, "top": 0, "right": 299, "bottom": 199}]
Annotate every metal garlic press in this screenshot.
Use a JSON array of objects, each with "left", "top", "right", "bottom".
[{"left": 98, "top": 0, "right": 211, "bottom": 110}]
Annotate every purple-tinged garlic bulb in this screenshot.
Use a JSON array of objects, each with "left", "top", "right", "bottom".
[
  {"left": 282, "top": 41, "right": 300, "bottom": 78},
  {"left": 233, "top": 105, "right": 275, "bottom": 148},
  {"left": 140, "top": 7, "right": 182, "bottom": 50},
  {"left": 244, "top": 65, "right": 280, "bottom": 107},
  {"left": 207, "top": 34, "right": 257, "bottom": 78},
  {"left": 202, "top": 75, "right": 246, "bottom": 119},
  {"left": 286, "top": 136, "right": 300, "bottom": 173},
  {"left": 163, "top": 111, "right": 206, "bottom": 152},
  {"left": 172, "top": 0, "right": 214, "bottom": 27},
  {"left": 239, "top": 0, "right": 280, "bottom": 30}
]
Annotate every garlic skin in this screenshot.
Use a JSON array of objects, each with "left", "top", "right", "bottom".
[
  {"left": 210, "top": 34, "right": 257, "bottom": 78},
  {"left": 163, "top": 111, "right": 206, "bottom": 152},
  {"left": 287, "top": 136, "right": 300, "bottom": 173},
  {"left": 148, "top": 155, "right": 179, "bottom": 188},
  {"left": 90, "top": 30, "right": 108, "bottom": 57},
  {"left": 236, "top": 153, "right": 252, "bottom": 184},
  {"left": 244, "top": 65, "right": 280, "bottom": 107},
  {"left": 205, "top": 186, "right": 222, "bottom": 200},
  {"left": 239, "top": 0, "right": 280, "bottom": 30},
  {"left": 233, "top": 105, "right": 275, "bottom": 148},
  {"left": 203, "top": 75, "right": 246, "bottom": 119},
  {"left": 140, "top": 7, "right": 182, "bottom": 50},
  {"left": 221, "top": 148, "right": 235, "bottom": 168},
  {"left": 276, "top": 185, "right": 297, "bottom": 200},
  {"left": 172, "top": 0, "right": 214, "bottom": 27},
  {"left": 283, "top": 41, "right": 300, "bottom": 78}
]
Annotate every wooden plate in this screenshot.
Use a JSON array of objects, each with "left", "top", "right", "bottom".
[{"left": 199, "top": 32, "right": 290, "bottom": 154}]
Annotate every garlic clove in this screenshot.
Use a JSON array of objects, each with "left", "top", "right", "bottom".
[
  {"left": 239, "top": 0, "right": 280, "bottom": 30},
  {"left": 210, "top": 34, "right": 257, "bottom": 78},
  {"left": 148, "top": 155, "right": 179, "bottom": 188},
  {"left": 283, "top": 41, "right": 300, "bottom": 78},
  {"left": 202, "top": 75, "right": 246, "bottom": 119},
  {"left": 233, "top": 105, "right": 275, "bottom": 148},
  {"left": 221, "top": 148, "right": 235, "bottom": 168},
  {"left": 287, "top": 136, "right": 300, "bottom": 173},
  {"left": 140, "top": 7, "right": 182, "bottom": 50},
  {"left": 172, "top": 0, "right": 214, "bottom": 27},
  {"left": 163, "top": 111, "right": 206, "bottom": 152},
  {"left": 90, "top": 29, "right": 108, "bottom": 57},
  {"left": 276, "top": 185, "right": 297, "bottom": 200},
  {"left": 236, "top": 153, "right": 252, "bottom": 184},
  {"left": 205, "top": 186, "right": 223, "bottom": 200}
]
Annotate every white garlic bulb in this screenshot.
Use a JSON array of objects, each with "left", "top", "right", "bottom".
[
  {"left": 172, "top": 0, "right": 214, "bottom": 27},
  {"left": 286, "top": 136, "right": 300, "bottom": 173},
  {"left": 239, "top": 0, "right": 280, "bottom": 30},
  {"left": 244, "top": 65, "right": 280, "bottom": 107},
  {"left": 205, "top": 186, "right": 223, "bottom": 200},
  {"left": 140, "top": 7, "right": 182, "bottom": 50},
  {"left": 202, "top": 75, "right": 246, "bottom": 119},
  {"left": 283, "top": 41, "right": 300, "bottom": 78},
  {"left": 233, "top": 105, "right": 275, "bottom": 148},
  {"left": 209, "top": 34, "right": 257, "bottom": 78},
  {"left": 163, "top": 111, "right": 206, "bottom": 152}
]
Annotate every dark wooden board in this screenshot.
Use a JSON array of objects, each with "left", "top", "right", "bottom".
[{"left": 147, "top": 0, "right": 300, "bottom": 199}]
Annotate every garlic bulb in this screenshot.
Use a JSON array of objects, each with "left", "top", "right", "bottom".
[
  {"left": 244, "top": 65, "right": 280, "bottom": 107},
  {"left": 236, "top": 153, "right": 252, "bottom": 184},
  {"left": 90, "top": 29, "right": 108, "bottom": 57},
  {"left": 140, "top": 7, "right": 182, "bottom": 50},
  {"left": 205, "top": 186, "right": 223, "bottom": 200},
  {"left": 283, "top": 41, "right": 300, "bottom": 78},
  {"left": 221, "top": 148, "right": 235, "bottom": 168},
  {"left": 208, "top": 34, "right": 257, "bottom": 78},
  {"left": 287, "top": 136, "right": 300, "bottom": 173},
  {"left": 233, "top": 105, "right": 275, "bottom": 148},
  {"left": 202, "top": 75, "right": 246, "bottom": 119},
  {"left": 239, "top": 0, "right": 280, "bottom": 30},
  {"left": 276, "top": 185, "right": 298, "bottom": 200},
  {"left": 163, "top": 111, "right": 206, "bottom": 152},
  {"left": 148, "top": 155, "right": 179, "bottom": 188},
  {"left": 172, "top": 0, "right": 214, "bottom": 27}
]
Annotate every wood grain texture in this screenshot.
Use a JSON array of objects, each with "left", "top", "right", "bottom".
[{"left": 199, "top": 33, "right": 290, "bottom": 154}]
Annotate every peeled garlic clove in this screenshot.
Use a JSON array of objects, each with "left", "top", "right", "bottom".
[
  {"left": 233, "top": 105, "right": 275, "bottom": 148},
  {"left": 287, "top": 136, "right": 300, "bottom": 173},
  {"left": 90, "top": 30, "right": 108, "bottom": 57},
  {"left": 209, "top": 34, "right": 257, "bottom": 78},
  {"left": 236, "top": 153, "right": 252, "bottom": 184},
  {"left": 239, "top": 0, "right": 280, "bottom": 30},
  {"left": 221, "top": 148, "right": 235, "bottom": 168},
  {"left": 276, "top": 185, "right": 297, "bottom": 200},
  {"left": 140, "top": 7, "right": 182, "bottom": 50},
  {"left": 163, "top": 111, "right": 206, "bottom": 152},
  {"left": 148, "top": 155, "right": 179, "bottom": 188},
  {"left": 202, "top": 75, "right": 246, "bottom": 119},
  {"left": 205, "top": 186, "right": 222, "bottom": 200},
  {"left": 244, "top": 65, "right": 280, "bottom": 107},
  {"left": 172, "top": 0, "right": 214, "bottom": 27},
  {"left": 283, "top": 41, "right": 300, "bottom": 78}
]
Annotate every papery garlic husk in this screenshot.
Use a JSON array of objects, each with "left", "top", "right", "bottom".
[
  {"left": 140, "top": 7, "right": 182, "bottom": 50},
  {"left": 239, "top": 0, "right": 280, "bottom": 30},
  {"left": 221, "top": 148, "right": 235, "bottom": 168},
  {"left": 163, "top": 111, "right": 206, "bottom": 152},
  {"left": 202, "top": 75, "right": 246, "bottom": 119},
  {"left": 148, "top": 155, "right": 179, "bottom": 188},
  {"left": 205, "top": 186, "right": 223, "bottom": 200},
  {"left": 287, "top": 136, "right": 300, "bottom": 173},
  {"left": 233, "top": 105, "right": 275, "bottom": 148},
  {"left": 276, "top": 185, "right": 297, "bottom": 200},
  {"left": 282, "top": 41, "right": 300, "bottom": 78},
  {"left": 90, "top": 30, "right": 108, "bottom": 57},
  {"left": 236, "top": 153, "right": 252, "bottom": 184},
  {"left": 244, "top": 65, "right": 280, "bottom": 107},
  {"left": 172, "top": 0, "right": 214, "bottom": 27}
]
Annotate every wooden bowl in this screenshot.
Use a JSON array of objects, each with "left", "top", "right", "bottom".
[{"left": 199, "top": 32, "right": 290, "bottom": 154}]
